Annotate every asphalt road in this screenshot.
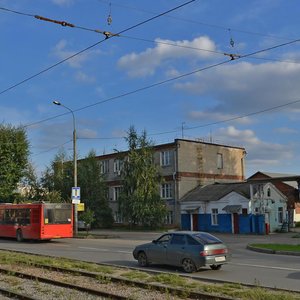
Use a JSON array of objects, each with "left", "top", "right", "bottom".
[{"left": 0, "top": 230, "right": 300, "bottom": 292}]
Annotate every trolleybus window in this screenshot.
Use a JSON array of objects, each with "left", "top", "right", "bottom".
[
  {"left": 43, "top": 204, "right": 72, "bottom": 224},
  {"left": 0, "top": 209, "right": 30, "bottom": 225}
]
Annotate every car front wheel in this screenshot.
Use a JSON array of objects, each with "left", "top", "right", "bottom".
[
  {"left": 137, "top": 251, "right": 148, "bottom": 267},
  {"left": 182, "top": 258, "right": 196, "bottom": 273},
  {"left": 210, "top": 264, "right": 222, "bottom": 270}
]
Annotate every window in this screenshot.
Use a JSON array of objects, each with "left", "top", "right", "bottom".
[
  {"left": 278, "top": 207, "right": 284, "bottom": 224},
  {"left": 186, "top": 235, "right": 200, "bottom": 245},
  {"left": 113, "top": 159, "right": 122, "bottom": 174},
  {"left": 242, "top": 208, "right": 248, "bottom": 215},
  {"left": 156, "top": 234, "right": 171, "bottom": 244},
  {"left": 100, "top": 160, "right": 109, "bottom": 174},
  {"left": 267, "top": 187, "right": 271, "bottom": 197},
  {"left": 211, "top": 208, "right": 218, "bottom": 225},
  {"left": 165, "top": 211, "right": 173, "bottom": 225},
  {"left": 170, "top": 234, "right": 185, "bottom": 245},
  {"left": 113, "top": 186, "right": 122, "bottom": 201},
  {"left": 160, "top": 150, "right": 171, "bottom": 166},
  {"left": 161, "top": 183, "right": 173, "bottom": 199},
  {"left": 114, "top": 212, "right": 123, "bottom": 223},
  {"left": 217, "top": 153, "right": 223, "bottom": 169}
]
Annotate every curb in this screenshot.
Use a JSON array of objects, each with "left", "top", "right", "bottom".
[{"left": 247, "top": 244, "right": 300, "bottom": 256}]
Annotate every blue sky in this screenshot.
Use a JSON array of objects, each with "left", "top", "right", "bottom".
[{"left": 1, "top": 0, "right": 300, "bottom": 177}]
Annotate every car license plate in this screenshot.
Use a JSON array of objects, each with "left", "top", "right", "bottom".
[{"left": 215, "top": 256, "right": 225, "bottom": 262}]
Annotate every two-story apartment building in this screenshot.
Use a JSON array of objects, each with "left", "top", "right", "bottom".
[{"left": 96, "top": 138, "right": 246, "bottom": 227}]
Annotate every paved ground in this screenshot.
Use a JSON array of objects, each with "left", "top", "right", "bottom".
[{"left": 89, "top": 228, "right": 300, "bottom": 247}]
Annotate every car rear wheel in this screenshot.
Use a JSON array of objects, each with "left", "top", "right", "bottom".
[
  {"left": 16, "top": 229, "right": 23, "bottom": 242},
  {"left": 137, "top": 251, "right": 148, "bottom": 267},
  {"left": 210, "top": 264, "right": 222, "bottom": 270},
  {"left": 182, "top": 258, "right": 196, "bottom": 273}
]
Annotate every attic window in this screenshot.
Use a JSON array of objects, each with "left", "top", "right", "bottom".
[{"left": 267, "top": 187, "right": 271, "bottom": 197}]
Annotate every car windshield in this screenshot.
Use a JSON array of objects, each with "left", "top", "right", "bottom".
[{"left": 192, "top": 232, "right": 222, "bottom": 245}]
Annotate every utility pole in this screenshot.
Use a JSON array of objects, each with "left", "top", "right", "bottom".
[{"left": 53, "top": 100, "right": 78, "bottom": 236}]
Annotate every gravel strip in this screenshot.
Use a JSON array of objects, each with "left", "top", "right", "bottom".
[{"left": 0, "top": 264, "right": 191, "bottom": 300}]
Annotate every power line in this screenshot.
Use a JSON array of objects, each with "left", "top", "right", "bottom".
[
  {"left": 97, "top": 0, "right": 295, "bottom": 42},
  {"left": 3, "top": 4, "right": 300, "bottom": 68},
  {"left": 121, "top": 35, "right": 300, "bottom": 65},
  {"left": 0, "top": 0, "right": 196, "bottom": 96},
  {"left": 33, "top": 139, "right": 72, "bottom": 156},
  {"left": 153, "top": 98, "right": 300, "bottom": 136},
  {"left": 24, "top": 35, "right": 300, "bottom": 129}
]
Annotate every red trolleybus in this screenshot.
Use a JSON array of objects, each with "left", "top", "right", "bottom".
[{"left": 0, "top": 203, "right": 73, "bottom": 241}]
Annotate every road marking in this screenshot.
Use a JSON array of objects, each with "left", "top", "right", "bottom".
[
  {"left": 231, "top": 262, "right": 300, "bottom": 272},
  {"left": 78, "top": 247, "right": 105, "bottom": 251},
  {"left": 78, "top": 247, "right": 131, "bottom": 254}
]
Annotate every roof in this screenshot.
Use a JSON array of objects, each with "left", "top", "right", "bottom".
[
  {"left": 181, "top": 182, "right": 251, "bottom": 203},
  {"left": 248, "top": 171, "right": 300, "bottom": 189}
]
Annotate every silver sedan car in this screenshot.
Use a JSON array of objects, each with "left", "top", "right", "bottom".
[{"left": 133, "top": 231, "right": 230, "bottom": 273}]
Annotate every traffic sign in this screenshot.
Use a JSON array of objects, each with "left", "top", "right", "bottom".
[{"left": 72, "top": 187, "right": 80, "bottom": 202}]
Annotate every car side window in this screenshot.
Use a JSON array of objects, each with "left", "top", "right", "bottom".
[
  {"left": 157, "top": 234, "right": 171, "bottom": 244},
  {"left": 186, "top": 235, "right": 200, "bottom": 245},
  {"left": 170, "top": 234, "right": 186, "bottom": 245}
]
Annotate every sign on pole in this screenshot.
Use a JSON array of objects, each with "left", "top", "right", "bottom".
[
  {"left": 77, "top": 203, "right": 85, "bottom": 211},
  {"left": 72, "top": 187, "right": 80, "bottom": 204}
]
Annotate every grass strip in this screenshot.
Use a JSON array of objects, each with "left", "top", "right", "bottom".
[
  {"left": 1, "top": 250, "right": 300, "bottom": 299},
  {"left": 249, "top": 244, "right": 300, "bottom": 252}
]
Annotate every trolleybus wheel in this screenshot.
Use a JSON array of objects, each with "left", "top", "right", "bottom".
[{"left": 16, "top": 229, "right": 23, "bottom": 242}]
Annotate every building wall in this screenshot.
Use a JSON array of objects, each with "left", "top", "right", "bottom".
[
  {"left": 181, "top": 213, "right": 265, "bottom": 234},
  {"left": 251, "top": 183, "right": 288, "bottom": 232},
  {"left": 95, "top": 139, "right": 246, "bottom": 227},
  {"left": 176, "top": 140, "right": 245, "bottom": 198},
  {"left": 180, "top": 185, "right": 286, "bottom": 234}
]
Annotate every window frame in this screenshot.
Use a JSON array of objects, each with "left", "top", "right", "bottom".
[
  {"left": 161, "top": 183, "right": 173, "bottom": 199},
  {"left": 160, "top": 150, "right": 171, "bottom": 167},
  {"left": 113, "top": 186, "right": 122, "bottom": 202},
  {"left": 100, "top": 160, "right": 109, "bottom": 174},
  {"left": 113, "top": 159, "right": 122, "bottom": 174},
  {"left": 278, "top": 207, "right": 284, "bottom": 224},
  {"left": 211, "top": 208, "right": 218, "bottom": 225}
]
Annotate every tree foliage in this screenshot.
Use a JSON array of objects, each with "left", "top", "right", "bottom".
[
  {"left": 0, "top": 124, "right": 29, "bottom": 202},
  {"left": 79, "top": 208, "right": 95, "bottom": 235},
  {"left": 41, "top": 149, "right": 73, "bottom": 202},
  {"left": 42, "top": 149, "right": 113, "bottom": 227},
  {"left": 78, "top": 150, "right": 113, "bottom": 228},
  {"left": 118, "top": 126, "right": 167, "bottom": 228}
]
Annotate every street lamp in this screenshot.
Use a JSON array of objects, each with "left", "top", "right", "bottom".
[{"left": 53, "top": 100, "right": 78, "bottom": 236}]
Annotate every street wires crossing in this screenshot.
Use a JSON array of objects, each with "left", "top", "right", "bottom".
[{"left": 0, "top": 0, "right": 196, "bottom": 96}]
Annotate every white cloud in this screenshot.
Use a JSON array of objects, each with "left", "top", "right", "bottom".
[
  {"left": 188, "top": 110, "right": 252, "bottom": 125},
  {"left": 52, "top": 40, "right": 93, "bottom": 68},
  {"left": 214, "top": 126, "right": 294, "bottom": 171},
  {"left": 274, "top": 127, "right": 297, "bottom": 134},
  {"left": 75, "top": 71, "right": 95, "bottom": 83},
  {"left": 52, "top": 0, "right": 73, "bottom": 6},
  {"left": 176, "top": 60, "right": 300, "bottom": 116},
  {"left": 118, "top": 36, "right": 217, "bottom": 77}
]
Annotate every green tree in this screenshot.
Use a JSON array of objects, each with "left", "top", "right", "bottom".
[
  {"left": 78, "top": 150, "right": 113, "bottom": 228},
  {"left": 41, "top": 149, "right": 73, "bottom": 202},
  {"left": 18, "top": 162, "right": 44, "bottom": 203},
  {"left": 0, "top": 124, "right": 29, "bottom": 202},
  {"left": 118, "top": 126, "right": 167, "bottom": 228},
  {"left": 79, "top": 208, "right": 95, "bottom": 235}
]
